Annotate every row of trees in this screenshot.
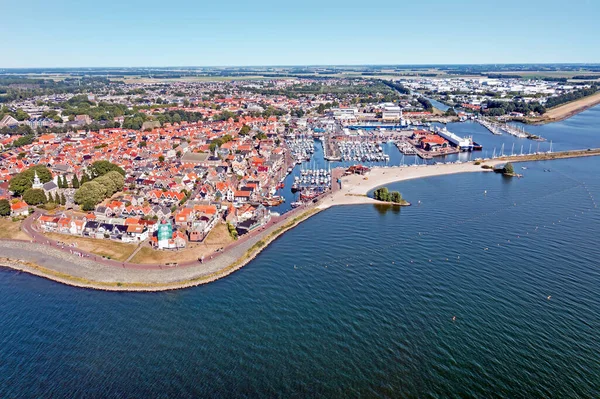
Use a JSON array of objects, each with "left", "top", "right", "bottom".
[
  {"left": 544, "top": 85, "right": 599, "bottom": 109},
  {"left": 381, "top": 80, "right": 411, "bottom": 95},
  {"left": 0, "top": 106, "right": 30, "bottom": 121},
  {"left": 0, "top": 76, "right": 109, "bottom": 103},
  {"left": 60, "top": 95, "right": 130, "bottom": 121},
  {"left": 209, "top": 134, "right": 233, "bottom": 152},
  {"left": 484, "top": 99, "right": 546, "bottom": 116},
  {"left": 373, "top": 187, "right": 404, "bottom": 204},
  {"left": 417, "top": 97, "right": 433, "bottom": 112},
  {"left": 154, "top": 110, "right": 205, "bottom": 125},
  {"left": 21, "top": 189, "right": 67, "bottom": 206}
]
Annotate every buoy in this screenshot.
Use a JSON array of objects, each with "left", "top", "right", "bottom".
[
  {"left": 547, "top": 295, "right": 551, "bottom": 300},
  {"left": 452, "top": 316, "right": 456, "bottom": 321}
]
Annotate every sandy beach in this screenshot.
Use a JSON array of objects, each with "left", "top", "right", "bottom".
[
  {"left": 528, "top": 92, "right": 600, "bottom": 124},
  {"left": 320, "top": 162, "right": 485, "bottom": 209}
]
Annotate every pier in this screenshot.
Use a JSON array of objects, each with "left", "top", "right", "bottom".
[
  {"left": 477, "top": 118, "right": 544, "bottom": 141},
  {"left": 476, "top": 118, "right": 503, "bottom": 135},
  {"left": 322, "top": 135, "right": 341, "bottom": 161}
]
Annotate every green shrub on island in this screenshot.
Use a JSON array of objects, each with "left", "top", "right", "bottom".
[
  {"left": 504, "top": 162, "right": 515, "bottom": 175},
  {"left": 373, "top": 187, "right": 404, "bottom": 204}
]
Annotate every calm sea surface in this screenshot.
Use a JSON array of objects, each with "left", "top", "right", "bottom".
[{"left": 1, "top": 107, "right": 600, "bottom": 398}]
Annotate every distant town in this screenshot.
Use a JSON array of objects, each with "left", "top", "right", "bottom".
[{"left": 1, "top": 65, "right": 599, "bottom": 262}]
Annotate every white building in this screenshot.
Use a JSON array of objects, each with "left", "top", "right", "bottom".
[{"left": 382, "top": 105, "right": 402, "bottom": 121}]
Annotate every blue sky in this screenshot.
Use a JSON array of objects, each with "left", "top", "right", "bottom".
[{"left": 2, "top": 0, "right": 599, "bottom": 67}]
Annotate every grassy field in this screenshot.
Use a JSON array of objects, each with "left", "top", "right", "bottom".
[
  {"left": 130, "top": 222, "right": 235, "bottom": 264},
  {"left": 0, "top": 218, "right": 30, "bottom": 240},
  {"left": 45, "top": 232, "right": 138, "bottom": 262}
]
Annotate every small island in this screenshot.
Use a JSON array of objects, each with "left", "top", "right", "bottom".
[
  {"left": 372, "top": 187, "right": 411, "bottom": 206},
  {"left": 494, "top": 162, "right": 522, "bottom": 177}
]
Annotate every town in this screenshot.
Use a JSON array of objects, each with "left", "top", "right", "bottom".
[{"left": 0, "top": 69, "right": 598, "bottom": 262}]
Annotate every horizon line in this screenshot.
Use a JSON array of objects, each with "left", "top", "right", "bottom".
[{"left": 2, "top": 62, "right": 600, "bottom": 70}]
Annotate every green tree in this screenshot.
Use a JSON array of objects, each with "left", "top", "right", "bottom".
[
  {"left": 0, "top": 199, "right": 10, "bottom": 216},
  {"left": 23, "top": 189, "right": 47, "bottom": 205},
  {"left": 239, "top": 124, "right": 251, "bottom": 136},
  {"left": 47, "top": 192, "right": 55, "bottom": 203},
  {"left": 504, "top": 162, "right": 515, "bottom": 175},
  {"left": 227, "top": 222, "right": 238, "bottom": 240},
  {"left": 74, "top": 181, "right": 106, "bottom": 206},
  {"left": 390, "top": 191, "right": 403, "bottom": 203},
  {"left": 90, "top": 171, "right": 124, "bottom": 199},
  {"left": 14, "top": 108, "right": 30, "bottom": 121},
  {"left": 373, "top": 187, "right": 390, "bottom": 202},
  {"left": 158, "top": 155, "right": 165, "bottom": 162},
  {"left": 82, "top": 200, "right": 96, "bottom": 211},
  {"left": 89, "top": 160, "right": 125, "bottom": 178},
  {"left": 72, "top": 174, "right": 80, "bottom": 188},
  {"left": 8, "top": 174, "right": 33, "bottom": 197},
  {"left": 8, "top": 165, "right": 52, "bottom": 196},
  {"left": 255, "top": 132, "right": 267, "bottom": 140},
  {"left": 60, "top": 193, "right": 66, "bottom": 206}
]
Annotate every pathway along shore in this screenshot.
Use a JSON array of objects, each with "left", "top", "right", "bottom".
[{"left": 2, "top": 148, "right": 600, "bottom": 291}]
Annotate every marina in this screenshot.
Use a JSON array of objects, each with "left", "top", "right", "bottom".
[
  {"left": 292, "top": 167, "right": 332, "bottom": 202},
  {"left": 285, "top": 137, "right": 315, "bottom": 164},
  {"left": 477, "top": 118, "right": 545, "bottom": 141}
]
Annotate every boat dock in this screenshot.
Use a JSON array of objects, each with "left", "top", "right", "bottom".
[
  {"left": 322, "top": 135, "right": 341, "bottom": 161},
  {"left": 478, "top": 118, "right": 544, "bottom": 141},
  {"left": 476, "top": 118, "right": 503, "bottom": 135}
]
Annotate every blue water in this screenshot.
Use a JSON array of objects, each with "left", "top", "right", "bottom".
[
  {"left": 2, "top": 107, "right": 600, "bottom": 398},
  {"left": 274, "top": 104, "right": 600, "bottom": 213}
]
